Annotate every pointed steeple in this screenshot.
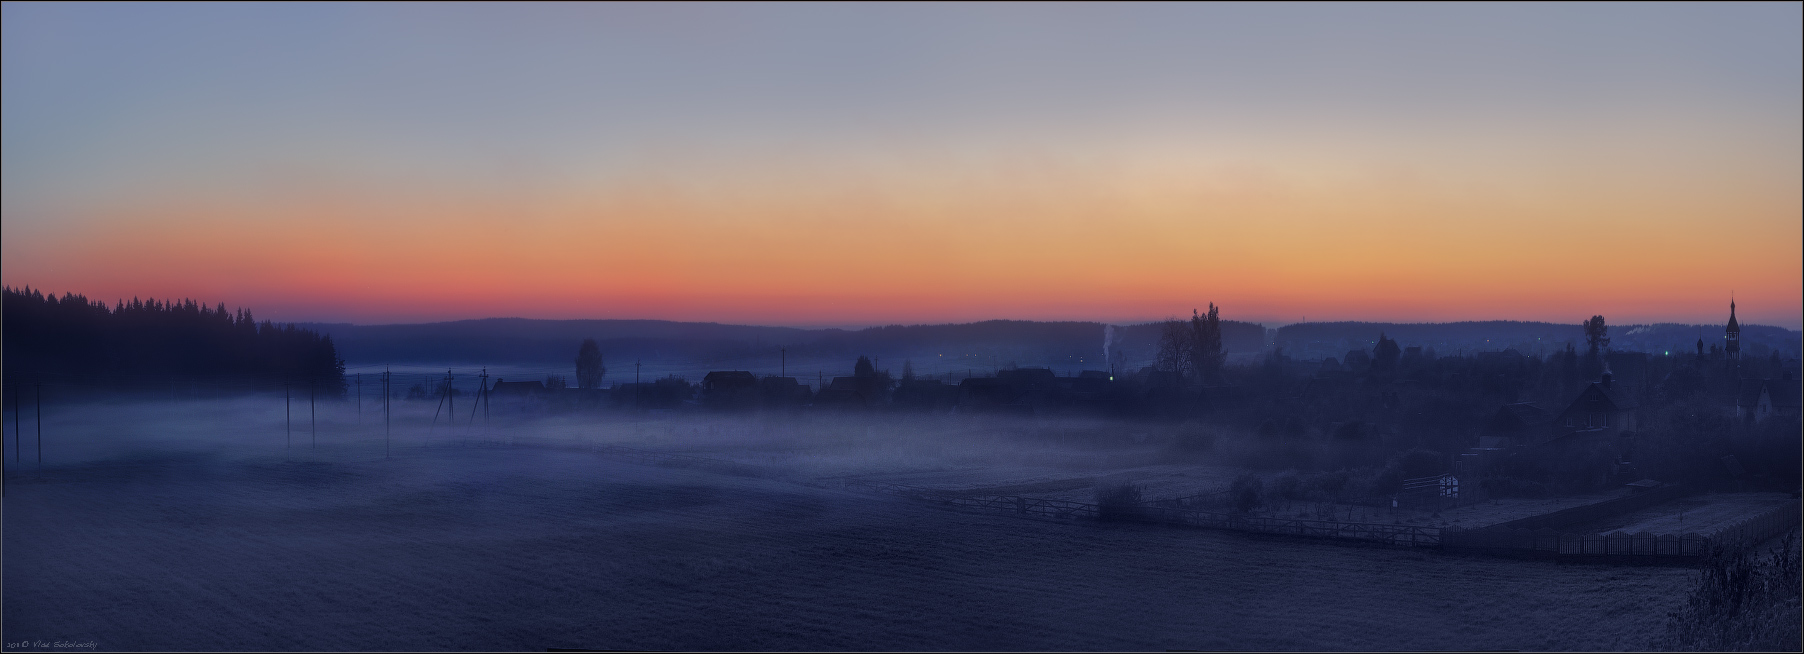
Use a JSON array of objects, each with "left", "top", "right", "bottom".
[{"left": 1725, "top": 296, "right": 1741, "bottom": 359}]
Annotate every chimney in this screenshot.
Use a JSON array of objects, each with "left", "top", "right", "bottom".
[{"left": 1600, "top": 372, "right": 1613, "bottom": 389}]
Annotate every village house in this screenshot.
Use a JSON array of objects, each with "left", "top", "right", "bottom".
[
  {"left": 488, "top": 379, "right": 547, "bottom": 397},
  {"left": 1736, "top": 372, "right": 1801, "bottom": 425},
  {"left": 758, "top": 375, "right": 812, "bottom": 408},
  {"left": 1483, "top": 401, "right": 1551, "bottom": 448},
  {"left": 701, "top": 371, "right": 759, "bottom": 409},
  {"left": 955, "top": 376, "right": 1021, "bottom": 413},
  {"left": 1551, "top": 372, "right": 1637, "bottom": 439}
]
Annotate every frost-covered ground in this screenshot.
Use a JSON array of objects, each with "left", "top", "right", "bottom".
[
  {"left": 3, "top": 399, "right": 1698, "bottom": 651},
  {"left": 1586, "top": 492, "right": 1796, "bottom": 536}
]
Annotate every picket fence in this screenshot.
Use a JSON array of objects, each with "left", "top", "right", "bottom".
[{"left": 1706, "top": 499, "right": 1803, "bottom": 554}]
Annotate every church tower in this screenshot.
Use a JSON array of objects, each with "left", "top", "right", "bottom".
[{"left": 1724, "top": 298, "right": 1740, "bottom": 360}]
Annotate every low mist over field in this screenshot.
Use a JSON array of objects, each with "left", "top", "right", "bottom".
[
  {"left": 5, "top": 275, "right": 1803, "bottom": 652},
  {"left": 6, "top": 2, "right": 1801, "bottom": 652},
  {"left": 0, "top": 396, "right": 1717, "bottom": 651}
]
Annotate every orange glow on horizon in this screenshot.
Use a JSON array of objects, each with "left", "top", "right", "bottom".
[{"left": 3, "top": 158, "right": 1799, "bottom": 329}]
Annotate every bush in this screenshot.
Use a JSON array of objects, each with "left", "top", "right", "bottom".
[
  {"left": 1229, "top": 474, "right": 1264, "bottom": 513},
  {"left": 1171, "top": 422, "right": 1216, "bottom": 453},
  {"left": 1305, "top": 470, "right": 1351, "bottom": 500},
  {"left": 1225, "top": 434, "right": 1324, "bottom": 471},
  {"left": 1373, "top": 449, "right": 1446, "bottom": 495},
  {"left": 1480, "top": 476, "right": 1549, "bottom": 499},
  {"left": 1326, "top": 439, "right": 1389, "bottom": 471},
  {"left": 1094, "top": 484, "right": 1146, "bottom": 522},
  {"left": 1495, "top": 438, "right": 1616, "bottom": 495},
  {"left": 1269, "top": 472, "right": 1303, "bottom": 502},
  {"left": 1637, "top": 401, "right": 1733, "bottom": 487},
  {"left": 1742, "top": 417, "right": 1803, "bottom": 490},
  {"left": 1654, "top": 532, "right": 1801, "bottom": 651}
]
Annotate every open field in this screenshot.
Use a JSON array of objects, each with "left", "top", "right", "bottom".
[{"left": 2, "top": 400, "right": 1704, "bottom": 651}]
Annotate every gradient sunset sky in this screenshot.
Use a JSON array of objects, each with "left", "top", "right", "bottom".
[{"left": 4, "top": 2, "right": 1800, "bottom": 328}]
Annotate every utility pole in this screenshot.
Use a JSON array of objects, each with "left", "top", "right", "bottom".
[
  {"left": 383, "top": 367, "right": 391, "bottom": 458},
  {"left": 310, "top": 379, "right": 316, "bottom": 449},
  {"left": 481, "top": 367, "right": 490, "bottom": 424},
  {"left": 285, "top": 381, "right": 292, "bottom": 448},
  {"left": 468, "top": 368, "right": 487, "bottom": 428},
  {"left": 431, "top": 369, "right": 451, "bottom": 429}
]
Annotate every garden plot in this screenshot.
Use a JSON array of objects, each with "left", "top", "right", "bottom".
[
  {"left": 1361, "top": 488, "right": 1640, "bottom": 529},
  {"left": 1189, "top": 483, "right": 1646, "bottom": 531},
  {"left": 1581, "top": 492, "right": 1796, "bottom": 536}
]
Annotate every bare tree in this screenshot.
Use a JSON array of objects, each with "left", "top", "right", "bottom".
[
  {"left": 575, "top": 338, "right": 606, "bottom": 390},
  {"left": 1156, "top": 319, "right": 1194, "bottom": 378}
]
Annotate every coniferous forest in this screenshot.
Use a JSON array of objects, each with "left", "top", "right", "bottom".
[{"left": 3, "top": 286, "right": 345, "bottom": 394}]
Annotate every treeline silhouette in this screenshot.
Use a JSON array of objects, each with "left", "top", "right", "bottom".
[
  {"left": 1274, "top": 320, "right": 1801, "bottom": 359},
  {"left": 3, "top": 287, "right": 345, "bottom": 393},
  {"left": 293, "top": 317, "right": 1271, "bottom": 367}
]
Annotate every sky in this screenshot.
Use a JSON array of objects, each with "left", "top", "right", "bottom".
[{"left": 3, "top": 2, "right": 1800, "bottom": 329}]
